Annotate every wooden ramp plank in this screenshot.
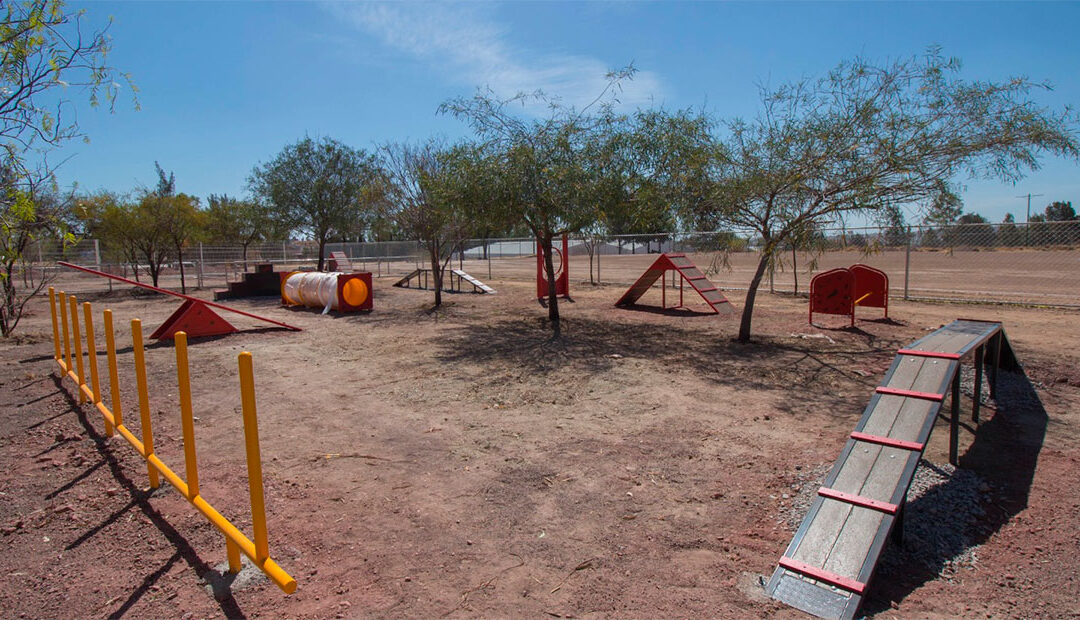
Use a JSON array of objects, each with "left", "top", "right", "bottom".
[
  {"left": 766, "top": 319, "right": 1016, "bottom": 620},
  {"left": 393, "top": 269, "right": 423, "bottom": 288},
  {"left": 394, "top": 268, "right": 495, "bottom": 293},
  {"left": 451, "top": 269, "right": 496, "bottom": 293}
]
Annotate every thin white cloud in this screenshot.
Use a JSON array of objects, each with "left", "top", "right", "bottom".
[{"left": 326, "top": 2, "right": 663, "bottom": 112}]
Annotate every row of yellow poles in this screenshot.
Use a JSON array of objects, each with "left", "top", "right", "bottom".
[{"left": 47, "top": 287, "right": 296, "bottom": 594}]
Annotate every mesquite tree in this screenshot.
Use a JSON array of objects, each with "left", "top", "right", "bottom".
[
  {"left": 702, "top": 49, "right": 1079, "bottom": 342},
  {"left": 1, "top": 0, "right": 134, "bottom": 336},
  {"left": 440, "top": 71, "right": 634, "bottom": 335},
  {"left": 380, "top": 140, "right": 490, "bottom": 308},
  {"left": 248, "top": 137, "right": 382, "bottom": 271}
]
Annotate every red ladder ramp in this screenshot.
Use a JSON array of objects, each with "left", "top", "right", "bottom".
[{"left": 614, "top": 253, "right": 734, "bottom": 314}]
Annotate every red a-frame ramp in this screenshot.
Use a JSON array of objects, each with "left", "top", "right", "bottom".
[
  {"left": 766, "top": 319, "right": 1020, "bottom": 619},
  {"left": 615, "top": 253, "right": 735, "bottom": 314}
]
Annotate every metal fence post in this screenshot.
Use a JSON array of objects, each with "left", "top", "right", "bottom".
[
  {"left": 904, "top": 226, "right": 911, "bottom": 301},
  {"left": 597, "top": 238, "right": 601, "bottom": 284},
  {"left": 197, "top": 242, "right": 205, "bottom": 289}
]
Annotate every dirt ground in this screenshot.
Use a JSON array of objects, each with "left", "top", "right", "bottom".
[{"left": 1, "top": 270, "right": 1079, "bottom": 619}]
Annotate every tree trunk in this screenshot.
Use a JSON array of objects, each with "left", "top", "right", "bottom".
[
  {"left": 792, "top": 245, "right": 798, "bottom": 295},
  {"left": 738, "top": 249, "right": 772, "bottom": 343},
  {"left": 430, "top": 243, "right": 442, "bottom": 308},
  {"left": 587, "top": 239, "right": 596, "bottom": 285},
  {"left": 242, "top": 243, "right": 249, "bottom": 272},
  {"left": 2, "top": 261, "right": 15, "bottom": 337},
  {"left": 317, "top": 237, "right": 327, "bottom": 272},
  {"left": 541, "top": 234, "right": 560, "bottom": 336}
]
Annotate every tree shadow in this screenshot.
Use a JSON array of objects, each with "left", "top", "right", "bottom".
[
  {"left": 862, "top": 368, "right": 1046, "bottom": 614},
  {"left": 614, "top": 304, "right": 719, "bottom": 318},
  {"left": 433, "top": 316, "right": 898, "bottom": 411},
  {"left": 51, "top": 376, "right": 248, "bottom": 619}
]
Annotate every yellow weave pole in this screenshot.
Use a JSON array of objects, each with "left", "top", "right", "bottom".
[
  {"left": 83, "top": 302, "right": 113, "bottom": 437},
  {"left": 239, "top": 352, "right": 270, "bottom": 562},
  {"left": 59, "top": 291, "right": 72, "bottom": 375},
  {"left": 69, "top": 296, "right": 86, "bottom": 404},
  {"left": 132, "top": 319, "right": 161, "bottom": 489},
  {"left": 854, "top": 292, "right": 872, "bottom": 306},
  {"left": 104, "top": 310, "right": 124, "bottom": 428},
  {"left": 174, "top": 332, "right": 200, "bottom": 499},
  {"left": 48, "top": 288, "right": 61, "bottom": 363},
  {"left": 226, "top": 539, "right": 242, "bottom": 574}
]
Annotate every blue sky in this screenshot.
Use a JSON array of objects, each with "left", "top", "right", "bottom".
[{"left": 53, "top": 1, "right": 1080, "bottom": 225}]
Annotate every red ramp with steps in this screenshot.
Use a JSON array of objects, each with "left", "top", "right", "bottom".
[{"left": 615, "top": 253, "right": 734, "bottom": 314}]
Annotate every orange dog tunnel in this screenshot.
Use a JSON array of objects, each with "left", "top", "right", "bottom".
[{"left": 280, "top": 271, "right": 373, "bottom": 313}]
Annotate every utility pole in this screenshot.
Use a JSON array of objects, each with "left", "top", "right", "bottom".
[
  {"left": 1016, "top": 192, "right": 1044, "bottom": 246},
  {"left": 1016, "top": 192, "right": 1045, "bottom": 223}
]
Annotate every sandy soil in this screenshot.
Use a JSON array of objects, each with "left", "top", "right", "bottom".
[{"left": 1, "top": 271, "right": 1078, "bottom": 619}]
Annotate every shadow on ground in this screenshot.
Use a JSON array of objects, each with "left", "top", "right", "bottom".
[
  {"left": 433, "top": 316, "right": 900, "bottom": 411},
  {"left": 864, "top": 369, "right": 1046, "bottom": 614},
  {"left": 53, "top": 376, "right": 250, "bottom": 620}
]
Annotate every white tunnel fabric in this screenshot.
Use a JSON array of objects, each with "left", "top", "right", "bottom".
[{"left": 283, "top": 272, "right": 340, "bottom": 312}]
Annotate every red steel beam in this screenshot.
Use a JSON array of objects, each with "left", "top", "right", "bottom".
[
  {"left": 875, "top": 386, "right": 944, "bottom": 402},
  {"left": 58, "top": 262, "right": 301, "bottom": 332},
  {"left": 777, "top": 557, "right": 866, "bottom": 594},
  {"left": 896, "top": 349, "right": 961, "bottom": 360},
  {"left": 849, "top": 431, "right": 925, "bottom": 452},
  {"left": 818, "top": 487, "right": 899, "bottom": 515}
]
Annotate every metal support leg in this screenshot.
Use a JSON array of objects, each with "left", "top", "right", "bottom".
[
  {"left": 989, "top": 332, "right": 1002, "bottom": 400},
  {"left": 950, "top": 369, "right": 961, "bottom": 466},
  {"left": 972, "top": 346, "right": 984, "bottom": 424},
  {"left": 891, "top": 504, "right": 905, "bottom": 546}
]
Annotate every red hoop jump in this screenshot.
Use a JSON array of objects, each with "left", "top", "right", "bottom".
[{"left": 536, "top": 234, "right": 570, "bottom": 299}]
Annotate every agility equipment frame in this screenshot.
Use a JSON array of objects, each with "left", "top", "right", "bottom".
[{"left": 47, "top": 287, "right": 297, "bottom": 594}]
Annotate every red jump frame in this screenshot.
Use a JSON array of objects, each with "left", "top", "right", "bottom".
[{"left": 808, "top": 264, "right": 888, "bottom": 327}]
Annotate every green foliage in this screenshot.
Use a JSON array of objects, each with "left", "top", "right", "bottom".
[
  {"left": 248, "top": 136, "right": 381, "bottom": 270},
  {"left": 440, "top": 67, "right": 639, "bottom": 332},
  {"left": 128, "top": 192, "right": 171, "bottom": 286},
  {"left": 1043, "top": 201, "right": 1076, "bottom": 222},
  {"left": 945, "top": 212, "right": 996, "bottom": 247},
  {"left": 378, "top": 140, "right": 489, "bottom": 307},
  {"left": 161, "top": 191, "right": 203, "bottom": 292},
  {"left": 700, "top": 48, "right": 1079, "bottom": 341},
  {"left": 0, "top": 0, "right": 134, "bottom": 336},
  {"left": 1, "top": 0, "right": 136, "bottom": 177},
  {"left": 998, "top": 212, "right": 1023, "bottom": 247},
  {"left": 205, "top": 194, "right": 268, "bottom": 267},
  {"left": 1, "top": 183, "right": 72, "bottom": 336}
]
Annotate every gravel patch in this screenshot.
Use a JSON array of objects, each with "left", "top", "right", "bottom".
[
  {"left": 878, "top": 460, "right": 990, "bottom": 581},
  {"left": 777, "top": 459, "right": 993, "bottom": 581}
]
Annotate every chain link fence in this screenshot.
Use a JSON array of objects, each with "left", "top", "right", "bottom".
[{"left": 19, "top": 221, "right": 1080, "bottom": 306}]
